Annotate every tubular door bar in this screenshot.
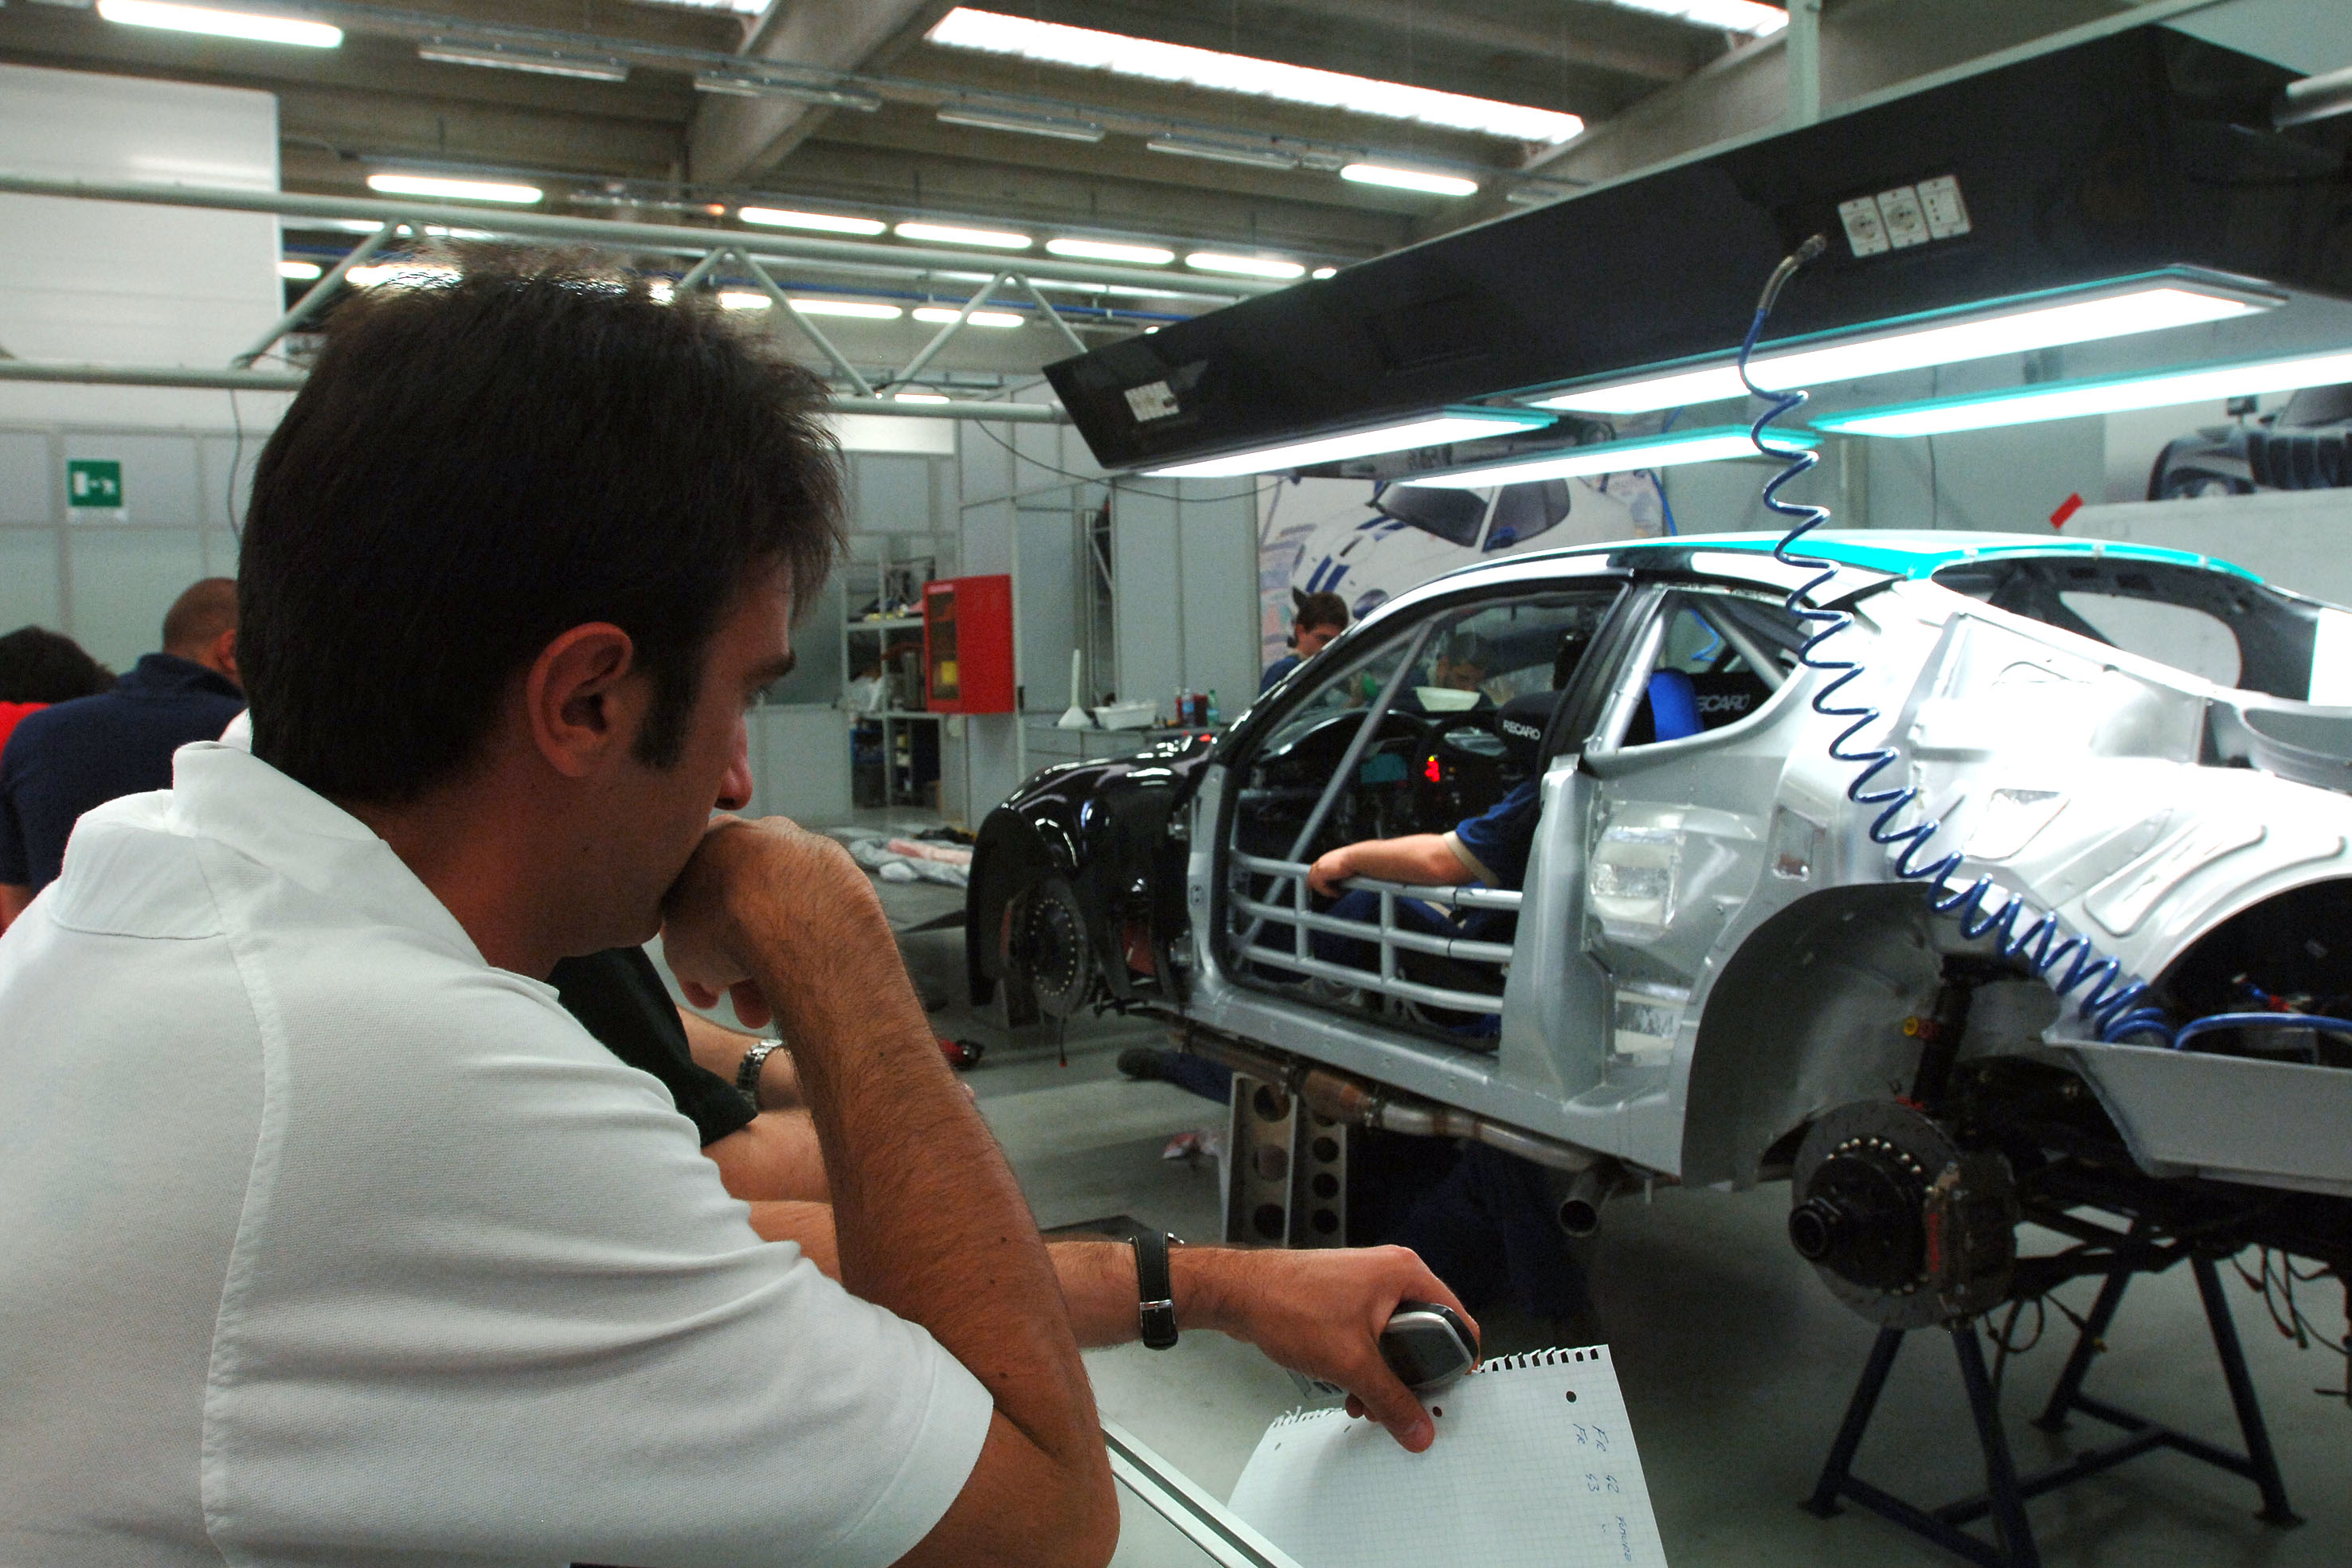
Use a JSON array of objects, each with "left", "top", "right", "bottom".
[{"left": 1228, "top": 850, "right": 1517, "bottom": 1015}]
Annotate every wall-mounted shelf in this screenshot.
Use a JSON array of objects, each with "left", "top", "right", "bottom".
[{"left": 847, "top": 616, "right": 927, "bottom": 632}]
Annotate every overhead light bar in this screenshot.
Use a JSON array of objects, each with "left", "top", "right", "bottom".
[
  {"left": 1186, "top": 252, "right": 1305, "bottom": 280},
  {"left": 346, "top": 263, "right": 460, "bottom": 287},
  {"left": 1045, "top": 237, "right": 1174, "bottom": 264},
  {"left": 692, "top": 71, "right": 882, "bottom": 111},
  {"left": 278, "top": 259, "right": 323, "bottom": 281},
  {"left": 895, "top": 221, "right": 1031, "bottom": 250},
  {"left": 1814, "top": 348, "right": 2352, "bottom": 438},
  {"left": 1145, "top": 134, "right": 1301, "bottom": 170},
  {"left": 936, "top": 104, "right": 1107, "bottom": 142},
  {"left": 417, "top": 41, "right": 629, "bottom": 82},
  {"left": 1141, "top": 409, "right": 1556, "bottom": 479},
  {"left": 926, "top": 7, "right": 1583, "bottom": 143},
  {"left": 1411, "top": 424, "right": 1802, "bottom": 489},
  {"left": 1310, "top": 266, "right": 1338, "bottom": 280},
  {"left": 95, "top": 0, "right": 340, "bottom": 47},
  {"left": 738, "top": 206, "right": 887, "bottom": 235},
  {"left": 637, "top": 0, "right": 764, "bottom": 13},
  {"left": 1340, "top": 163, "right": 1480, "bottom": 197},
  {"left": 894, "top": 392, "right": 953, "bottom": 405},
  {"left": 914, "top": 307, "right": 1024, "bottom": 327},
  {"left": 1534, "top": 281, "right": 2279, "bottom": 415},
  {"left": 1600, "top": 0, "right": 1787, "bottom": 35},
  {"left": 724, "top": 295, "right": 908, "bottom": 319},
  {"left": 366, "top": 172, "right": 543, "bottom": 205}
]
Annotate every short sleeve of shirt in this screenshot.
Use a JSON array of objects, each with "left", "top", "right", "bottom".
[
  {"left": 552, "top": 945, "right": 757, "bottom": 1147},
  {"left": 1450, "top": 779, "right": 1543, "bottom": 892}
]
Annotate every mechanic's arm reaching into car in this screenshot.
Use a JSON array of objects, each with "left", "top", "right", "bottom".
[{"left": 1308, "top": 833, "right": 1485, "bottom": 897}]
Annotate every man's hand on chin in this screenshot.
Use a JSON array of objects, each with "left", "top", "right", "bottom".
[{"left": 659, "top": 815, "right": 891, "bottom": 1032}]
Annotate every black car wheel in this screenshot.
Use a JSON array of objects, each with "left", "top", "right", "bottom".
[{"left": 1010, "top": 878, "right": 1094, "bottom": 1019}]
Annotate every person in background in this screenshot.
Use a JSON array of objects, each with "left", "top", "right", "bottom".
[
  {"left": 0, "top": 581, "right": 241, "bottom": 925},
  {"left": 1258, "top": 588, "right": 1350, "bottom": 694},
  {"left": 0, "top": 626, "right": 112, "bottom": 764}
]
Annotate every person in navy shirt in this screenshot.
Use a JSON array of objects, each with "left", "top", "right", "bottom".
[
  {"left": 0, "top": 579, "right": 243, "bottom": 924},
  {"left": 1258, "top": 589, "right": 1350, "bottom": 694}
]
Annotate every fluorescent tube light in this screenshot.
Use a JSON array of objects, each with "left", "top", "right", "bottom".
[
  {"left": 1411, "top": 425, "right": 1801, "bottom": 489},
  {"left": 366, "top": 172, "right": 542, "bottom": 205},
  {"left": 926, "top": 8, "right": 1583, "bottom": 143},
  {"left": 1145, "top": 135, "right": 1301, "bottom": 170},
  {"left": 1186, "top": 252, "right": 1304, "bottom": 280},
  {"left": 636, "top": 0, "right": 764, "bottom": 13},
  {"left": 894, "top": 392, "right": 953, "bottom": 404},
  {"left": 738, "top": 206, "right": 888, "bottom": 236},
  {"left": 1534, "top": 282, "right": 2278, "bottom": 414},
  {"left": 1310, "top": 266, "right": 1337, "bottom": 280},
  {"left": 1602, "top": 0, "right": 1787, "bottom": 35},
  {"left": 718, "top": 291, "right": 770, "bottom": 311},
  {"left": 96, "top": 0, "right": 340, "bottom": 47},
  {"left": 1141, "top": 409, "right": 1554, "bottom": 479},
  {"left": 788, "top": 298, "right": 906, "bottom": 319},
  {"left": 936, "top": 104, "right": 1106, "bottom": 142},
  {"left": 693, "top": 72, "right": 883, "bottom": 110},
  {"left": 278, "top": 259, "right": 323, "bottom": 280},
  {"left": 1814, "top": 349, "right": 2352, "bottom": 437},
  {"left": 913, "top": 307, "right": 1024, "bottom": 327},
  {"left": 1046, "top": 237, "right": 1174, "bottom": 264},
  {"left": 1340, "top": 163, "right": 1479, "bottom": 197},
  {"left": 346, "top": 263, "right": 460, "bottom": 287},
  {"left": 895, "top": 221, "right": 1031, "bottom": 250},
  {"left": 417, "top": 41, "right": 628, "bottom": 81},
  {"left": 647, "top": 280, "right": 676, "bottom": 303}
]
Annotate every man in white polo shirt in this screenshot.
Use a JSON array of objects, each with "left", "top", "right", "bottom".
[{"left": 0, "top": 257, "right": 1460, "bottom": 1568}]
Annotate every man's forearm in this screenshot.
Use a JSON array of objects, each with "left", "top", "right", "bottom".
[{"left": 1323, "top": 835, "right": 1466, "bottom": 890}]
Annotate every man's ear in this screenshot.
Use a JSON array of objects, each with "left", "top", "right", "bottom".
[
  {"left": 524, "top": 623, "right": 644, "bottom": 778},
  {"left": 210, "top": 628, "right": 240, "bottom": 682}
]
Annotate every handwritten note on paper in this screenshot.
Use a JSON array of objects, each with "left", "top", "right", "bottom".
[{"left": 1227, "top": 1346, "right": 1668, "bottom": 1568}]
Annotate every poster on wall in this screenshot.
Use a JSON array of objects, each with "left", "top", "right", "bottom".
[{"left": 1257, "top": 471, "right": 1664, "bottom": 671}]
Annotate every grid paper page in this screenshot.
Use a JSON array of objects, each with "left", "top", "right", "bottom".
[{"left": 1227, "top": 1346, "right": 1667, "bottom": 1568}]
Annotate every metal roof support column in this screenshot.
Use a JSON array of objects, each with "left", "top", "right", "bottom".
[
  {"left": 736, "top": 249, "right": 876, "bottom": 398},
  {"left": 893, "top": 270, "right": 1008, "bottom": 388},
  {"left": 1006, "top": 274, "right": 1089, "bottom": 358},
  {"left": 232, "top": 221, "right": 400, "bottom": 368}
]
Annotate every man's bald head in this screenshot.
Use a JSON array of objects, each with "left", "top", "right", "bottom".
[{"left": 162, "top": 577, "right": 241, "bottom": 686}]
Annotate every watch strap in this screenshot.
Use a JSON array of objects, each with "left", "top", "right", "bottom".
[
  {"left": 1131, "top": 1230, "right": 1178, "bottom": 1350},
  {"left": 735, "top": 1039, "right": 782, "bottom": 1098}
]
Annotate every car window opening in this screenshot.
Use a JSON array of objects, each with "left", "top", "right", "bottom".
[{"left": 1224, "top": 587, "right": 1620, "bottom": 1046}]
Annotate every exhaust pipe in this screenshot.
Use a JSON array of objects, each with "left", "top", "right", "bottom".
[
  {"left": 1554, "top": 1161, "right": 1622, "bottom": 1238},
  {"left": 1166, "top": 1020, "right": 1608, "bottom": 1175}
]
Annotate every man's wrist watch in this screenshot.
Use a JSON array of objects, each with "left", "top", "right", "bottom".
[
  {"left": 735, "top": 1039, "right": 784, "bottom": 1099},
  {"left": 1131, "top": 1230, "right": 1180, "bottom": 1350}
]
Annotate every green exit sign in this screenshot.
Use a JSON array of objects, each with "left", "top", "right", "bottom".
[{"left": 66, "top": 459, "right": 124, "bottom": 510}]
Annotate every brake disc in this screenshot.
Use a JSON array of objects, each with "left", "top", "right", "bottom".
[{"left": 1012, "top": 878, "right": 1093, "bottom": 1019}]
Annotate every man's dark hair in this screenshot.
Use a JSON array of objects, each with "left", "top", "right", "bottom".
[
  {"left": 241, "top": 252, "right": 844, "bottom": 804},
  {"left": 162, "top": 578, "right": 238, "bottom": 658},
  {"left": 0, "top": 626, "right": 112, "bottom": 704},
  {"left": 1292, "top": 589, "right": 1349, "bottom": 633}
]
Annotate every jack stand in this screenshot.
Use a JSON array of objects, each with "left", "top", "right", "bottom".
[{"left": 1804, "top": 1255, "right": 2301, "bottom": 1568}]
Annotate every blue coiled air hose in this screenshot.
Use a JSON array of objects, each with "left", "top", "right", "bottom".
[{"left": 1734, "top": 238, "right": 2352, "bottom": 1056}]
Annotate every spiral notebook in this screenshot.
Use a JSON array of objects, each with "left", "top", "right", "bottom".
[{"left": 1227, "top": 1345, "right": 1668, "bottom": 1568}]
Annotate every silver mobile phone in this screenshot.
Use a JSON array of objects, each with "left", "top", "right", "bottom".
[{"left": 1378, "top": 1300, "right": 1478, "bottom": 1391}]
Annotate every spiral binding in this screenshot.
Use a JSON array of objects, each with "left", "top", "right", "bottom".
[
  {"left": 1471, "top": 1346, "right": 1606, "bottom": 1374},
  {"left": 1736, "top": 242, "right": 2161, "bottom": 1046}
]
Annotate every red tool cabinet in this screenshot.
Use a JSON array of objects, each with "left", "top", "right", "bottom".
[{"left": 923, "top": 573, "right": 1015, "bottom": 714}]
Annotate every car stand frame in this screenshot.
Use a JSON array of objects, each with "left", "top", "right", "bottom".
[{"left": 1802, "top": 1244, "right": 2301, "bottom": 1568}]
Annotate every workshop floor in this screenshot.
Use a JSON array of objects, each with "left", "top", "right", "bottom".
[{"left": 750, "top": 880, "right": 2352, "bottom": 1567}]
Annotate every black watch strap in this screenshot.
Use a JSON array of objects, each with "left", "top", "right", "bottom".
[{"left": 1131, "top": 1230, "right": 1178, "bottom": 1350}]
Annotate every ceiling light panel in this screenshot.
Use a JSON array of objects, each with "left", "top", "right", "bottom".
[
  {"left": 787, "top": 298, "right": 905, "bottom": 319},
  {"left": 894, "top": 393, "right": 953, "bottom": 404},
  {"left": 936, "top": 104, "right": 1107, "bottom": 142},
  {"left": 1186, "top": 252, "right": 1305, "bottom": 280},
  {"left": 1045, "top": 237, "right": 1174, "bottom": 264},
  {"left": 633, "top": 0, "right": 765, "bottom": 13},
  {"left": 1145, "top": 135, "right": 1301, "bottom": 170},
  {"left": 417, "top": 41, "right": 628, "bottom": 81},
  {"left": 1142, "top": 409, "right": 1554, "bottom": 479},
  {"left": 346, "top": 263, "right": 460, "bottom": 287},
  {"left": 278, "top": 259, "right": 323, "bottom": 281},
  {"left": 1814, "top": 348, "right": 2352, "bottom": 437},
  {"left": 366, "top": 172, "right": 543, "bottom": 205},
  {"left": 738, "top": 206, "right": 887, "bottom": 235},
  {"left": 1600, "top": 0, "right": 1788, "bottom": 36},
  {"left": 1535, "top": 283, "right": 2276, "bottom": 414},
  {"left": 914, "top": 307, "right": 1025, "bottom": 327},
  {"left": 693, "top": 72, "right": 883, "bottom": 110},
  {"left": 96, "top": 0, "right": 340, "bottom": 46},
  {"left": 1340, "top": 163, "right": 1480, "bottom": 197},
  {"left": 895, "top": 221, "right": 1031, "bottom": 250},
  {"left": 1412, "top": 426, "right": 1802, "bottom": 488},
  {"left": 926, "top": 7, "right": 1583, "bottom": 144}
]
